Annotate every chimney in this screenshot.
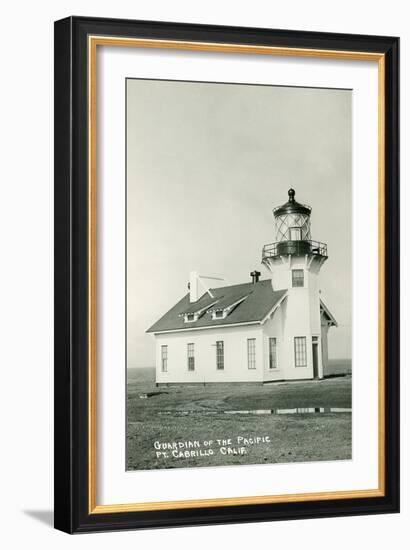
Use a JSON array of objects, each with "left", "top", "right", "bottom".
[
  {"left": 188, "top": 271, "right": 199, "bottom": 302},
  {"left": 250, "top": 270, "right": 261, "bottom": 284}
]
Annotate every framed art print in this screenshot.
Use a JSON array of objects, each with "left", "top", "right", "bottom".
[{"left": 54, "top": 16, "right": 399, "bottom": 533}]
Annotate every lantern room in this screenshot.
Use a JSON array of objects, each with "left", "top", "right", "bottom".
[
  {"left": 274, "top": 188, "right": 311, "bottom": 242},
  {"left": 262, "top": 189, "right": 328, "bottom": 261}
]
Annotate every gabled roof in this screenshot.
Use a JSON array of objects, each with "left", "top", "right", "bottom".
[
  {"left": 320, "top": 299, "right": 338, "bottom": 327},
  {"left": 147, "top": 280, "right": 287, "bottom": 333}
]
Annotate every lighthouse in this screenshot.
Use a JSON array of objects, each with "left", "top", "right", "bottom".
[
  {"left": 148, "top": 188, "right": 337, "bottom": 384},
  {"left": 262, "top": 189, "right": 330, "bottom": 379}
]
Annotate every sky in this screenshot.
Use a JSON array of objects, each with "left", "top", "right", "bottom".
[{"left": 126, "top": 79, "right": 352, "bottom": 368}]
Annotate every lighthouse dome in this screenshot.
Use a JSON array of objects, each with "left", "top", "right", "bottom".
[{"left": 274, "top": 188, "right": 311, "bottom": 217}]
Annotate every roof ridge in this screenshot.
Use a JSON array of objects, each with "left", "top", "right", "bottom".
[{"left": 209, "top": 278, "right": 270, "bottom": 292}]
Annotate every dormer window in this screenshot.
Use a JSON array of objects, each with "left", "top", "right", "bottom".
[
  {"left": 180, "top": 300, "right": 219, "bottom": 323},
  {"left": 208, "top": 294, "right": 249, "bottom": 321},
  {"left": 213, "top": 310, "right": 226, "bottom": 320},
  {"left": 184, "top": 312, "right": 198, "bottom": 323}
]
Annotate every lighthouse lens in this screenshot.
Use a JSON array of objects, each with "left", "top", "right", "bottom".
[{"left": 275, "top": 213, "right": 311, "bottom": 242}]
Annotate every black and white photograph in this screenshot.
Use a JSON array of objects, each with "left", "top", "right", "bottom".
[
  {"left": 0, "top": 0, "right": 403, "bottom": 543},
  {"left": 126, "top": 79, "right": 352, "bottom": 471}
]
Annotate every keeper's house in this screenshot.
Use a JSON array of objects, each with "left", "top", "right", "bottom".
[{"left": 147, "top": 189, "right": 337, "bottom": 384}]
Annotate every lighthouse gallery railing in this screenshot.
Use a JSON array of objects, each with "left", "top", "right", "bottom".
[{"left": 262, "top": 240, "right": 328, "bottom": 260}]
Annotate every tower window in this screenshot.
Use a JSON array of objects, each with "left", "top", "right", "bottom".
[
  {"left": 161, "top": 345, "right": 168, "bottom": 372},
  {"left": 247, "top": 338, "right": 256, "bottom": 369},
  {"left": 294, "top": 337, "right": 307, "bottom": 367},
  {"left": 269, "top": 337, "right": 277, "bottom": 369},
  {"left": 292, "top": 269, "right": 304, "bottom": 287},
  {"left": 187, "top": 343, "right": 195, "bottom": 371},
  {"left": 216, "top": 341, "right": 224, "bottom": 370}
]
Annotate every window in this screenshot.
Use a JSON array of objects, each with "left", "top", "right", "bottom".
[
  {"left": 184, "top": 312, "right": 199, "bottom": 322},
  {"left": 294, "top": 337, "right": 307, "bottom": 367},
  {"left": 187, "top": 343, "right": 195, "bottom": 371},
  {"left": 216, "top": 341, "right": 224, "bottom": 370},
  {"left": 247, "top": 338, "right": 256, "bottom": 369},
  {"left": 269, "top": 337, "right": 277, "bottom": 369},
  {"left": 289, "top": 227, "right": 302, "bottom": 240},
  {"left": 161, "top": 345, "right": 168, "bottom": 372},
  {"left": 214, "top": 310, "right": 224, "bottom": 319},
  {"left": 292, "top": 269, "right": 304, "bottom": 287}
]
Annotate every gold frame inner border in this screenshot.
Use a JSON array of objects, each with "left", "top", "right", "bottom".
[{"left": 88, "top": 35, "right": 386, "bottom": 514}]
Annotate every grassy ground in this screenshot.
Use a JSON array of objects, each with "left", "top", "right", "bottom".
[{"left": 127, "top": 370, "right": 352, "bottom": 471}]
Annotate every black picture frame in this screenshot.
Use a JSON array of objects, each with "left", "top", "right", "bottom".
[{"left": 54, "top": 15, "right": 399, "bottom": 534}]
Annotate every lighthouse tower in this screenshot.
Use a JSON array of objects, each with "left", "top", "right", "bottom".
[{"left": 262, "top": 189, "right": 328, "bottom": 380}]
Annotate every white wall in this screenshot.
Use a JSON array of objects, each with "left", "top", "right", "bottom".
[
  {"left": 1, "top": 1, "right": 408, "bottom": 549},
  {"left": 262, "top": 300, "right": 285, "bottom": 381},
  {"left": 265, "top": 255, "right": 325, "bottom": 378},
  {"left": 154, "top": 324, "right": 264, "bottom": 383}
]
